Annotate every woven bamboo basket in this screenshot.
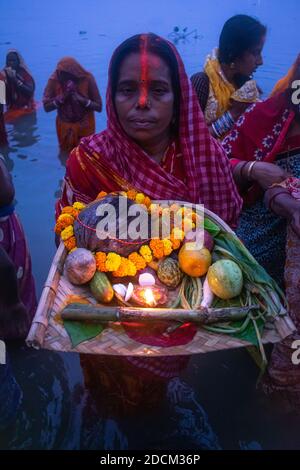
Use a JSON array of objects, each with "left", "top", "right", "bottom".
[{"left": 26, "top": 203, "right": 295, "bottom": 356}]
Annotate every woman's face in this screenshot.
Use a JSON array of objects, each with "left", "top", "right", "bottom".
[
  {"left": 6, "top": 52, "right": 19, "bottom": 70},
  {"left": 114, "top": 52, "right": 175, "bottom": 147},
  {"left": 58, "top": 70, "right": 77, "bottom": 84},
  {"left": 234, "top": 35, "right": 265, "bottom": 78}
]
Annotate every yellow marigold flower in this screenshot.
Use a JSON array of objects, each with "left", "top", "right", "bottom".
[
  {"left": 172, "top": 227, "right": 185, "bottom": 242},
  {"left": 112, "top": 257, "right": 129, "bottom": 277},
  {"left": 61, "top": 225, "right": 74, "bottom": 241},
  {"left": 182, "top": 218, "right": 194, "bottom": 234},
  {"left": 135, "top": 192, "right": 145, "bottom": 205},
  {"left": 105, "top": 252, "right": 122, "bottom": 272},
  {"left": 139, "top": 245, "right": 153, "bottom": 263},
  {"left": 55, "top": 214, "right": 74, "bottom": 234},
  {"left": 127, "top": 260, "right": 137, "bottom": 277},
  {"left": 95, "top": 252, "right": 108, "bottom": 272},
  {"left": 162, "top": 238, "right": 173, "bottom": 256},
  {"left": 96, "top": 191, "right": 107, "bottom": 199},
  {"left": 127, "top": 189, "right": 137, "bottom": 201},
  {"left": 144, "top": 196, "right": 151, "bottom": 208},
  {"left": 64, "top": 236, "right": 76, "bottom": 252},
  {"left": 73, "top": 202, "right": 86, "bottom": 211},
  {"left": 150, "top": 239, "right": 165, "bottom": 259},
  {"left": 128, "top": 252, "right": 146, "bottom": 271},
  {"left": 119, "top": 191, "right": 128, "bottom": 197}
]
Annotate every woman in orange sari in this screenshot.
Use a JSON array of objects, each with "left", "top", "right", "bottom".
[{"left": 43, "top": 58, "right": 102, "bottom": 152}]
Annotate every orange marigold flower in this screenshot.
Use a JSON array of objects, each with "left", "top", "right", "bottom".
[
  {"left": 95, "top": 252, "right": 108, "bottom": 272},
  {"left": 61, "top": 206, "right": 79, "bottom": 218},
  {"left": 127, "top": 189, "right": 137, "bottom": 201},
  {"left": 144, "top": 196, "right": 151, "bottom": 208},
  {"left": 128, "top": 252, "right": 147, "bottom": 271},
  {"left": 170, "top": 233, "right": 181, "bottom": 250},
  {"left": 64, "top": 236, "right": 76, "bottom": 252},
  {"left": 96, "top": 191, "right": 108, "bottom": 199},
  {"left": 149, "top": 239, "right": 165, "bottom": 259}
]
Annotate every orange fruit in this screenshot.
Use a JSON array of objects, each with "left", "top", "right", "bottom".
[{"left": 178, "top": 243, "right": 212, "bottom": 277}]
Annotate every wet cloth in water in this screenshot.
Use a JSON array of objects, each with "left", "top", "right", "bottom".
[{"left": 0, "top": 212, "right": 37, "bottom": 328}]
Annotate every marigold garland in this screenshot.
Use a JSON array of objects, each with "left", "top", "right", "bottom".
[{"left": 56, "top": 191, "right": 201, "bottom": 277}]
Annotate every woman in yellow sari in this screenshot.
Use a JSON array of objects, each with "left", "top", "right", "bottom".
[{"left": 191, "top": 14, "right": 265, "bottom": 138}]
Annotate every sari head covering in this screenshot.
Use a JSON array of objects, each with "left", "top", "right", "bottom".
[
  {"left": 57, "top": 33, "right": 242, "bottom": 228},
  {"left": 204, "top": 48, "right": 260, "bottom": 124},
  {"left": 6, "top": 49, "right": 33, "bottom": 78},
  {"left": 270, "top": 53, "right": 300, "bottom": 97},
  {"left": 43, "top": 56, "right": 101, "bottom": 105},
  {"left": 55, "top": 56, "right": 91, "bottom": 80}
]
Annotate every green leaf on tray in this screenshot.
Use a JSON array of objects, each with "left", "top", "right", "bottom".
[
  {"left": 204, "top": 218, "right": 221, "bottom": 237},
  {"left": 63, "top": 320, "right": 104, "bottom": 347}
]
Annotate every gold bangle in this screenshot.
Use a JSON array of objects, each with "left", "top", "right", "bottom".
[{"left": 246, "top": 161, "right": 257, "bottom": 181}]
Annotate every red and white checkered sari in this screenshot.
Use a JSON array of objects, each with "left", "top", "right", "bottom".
[{"left": 57, "top": 35, "right": 242, "bottom": 228}]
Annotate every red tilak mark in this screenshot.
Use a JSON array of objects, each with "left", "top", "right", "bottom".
[{"left": 139, "top": 35, "right": 149, "bottom": 107}]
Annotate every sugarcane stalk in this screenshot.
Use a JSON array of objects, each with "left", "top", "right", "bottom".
[{"left": 61, "top": 302, "right": 259, "bottom": 324}]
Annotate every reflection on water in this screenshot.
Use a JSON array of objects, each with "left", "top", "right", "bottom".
[
  {"left": 8, "top": 112, "right": 39, "bottom": 150},
  {"left": 0, "top": 0, "right": 300, "bottom": 450},
  {"left": 1, "top": 345, "right": 300, "bottom": 450}
]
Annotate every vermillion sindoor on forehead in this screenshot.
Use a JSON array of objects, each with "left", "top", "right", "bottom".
[
  {"left": 138, "top": 35, "right": 165, "bottom": 108},
  {"left": 139, "top": 34, "right": 148, "bottom": 108}
]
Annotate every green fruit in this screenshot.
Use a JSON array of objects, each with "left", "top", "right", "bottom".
[
  {"left": 157, "top": 258, "right": 183, "bottom": 288},
  {"left": 90, "top": 272, "right": 114, "bottom": 303},
  {"left": 207, "top": 260, "right": 243, "bottom": 300}
]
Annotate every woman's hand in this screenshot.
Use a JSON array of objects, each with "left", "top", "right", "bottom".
[
  {"left": 229, "top": 99, "right": 250, "bottom": 120},
  {"left": 72, "top": 91, "right": 88, "bottom": 106},
  {"left": 250, "top": 162, "right": 290, "bottom": 190},
  {"left": 4, "top": 67, "right": 17, "bottom": 81},
  {"left": 264, "top": 187, "right": 300, "bottom": 237},
  {"left": 55, "top": 94, "right": 66, "bottom": 106}
]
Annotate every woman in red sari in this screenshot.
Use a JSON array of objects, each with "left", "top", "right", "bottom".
[
  {"left": 56, "top": 35, "right": 242, "bottom": 440},
  {"left": 43, "top": 58, "right": 102, "bottom": 152},
  {"left": 223, "top": 56, "right": 300, "bottom": 401},
  {"left": 2, "top": 50, "right": 35, "bottom": 120},
  {"left": 0, "top": 155, "right": 37, "bottom": 340}
]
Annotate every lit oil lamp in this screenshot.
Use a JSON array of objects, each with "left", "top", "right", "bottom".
[
  {"left": 131, "top": 285, "right": 168, "bottom": 307},
  {"left": 144, "top": 287, "right": 156, "bottom": 306}
]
